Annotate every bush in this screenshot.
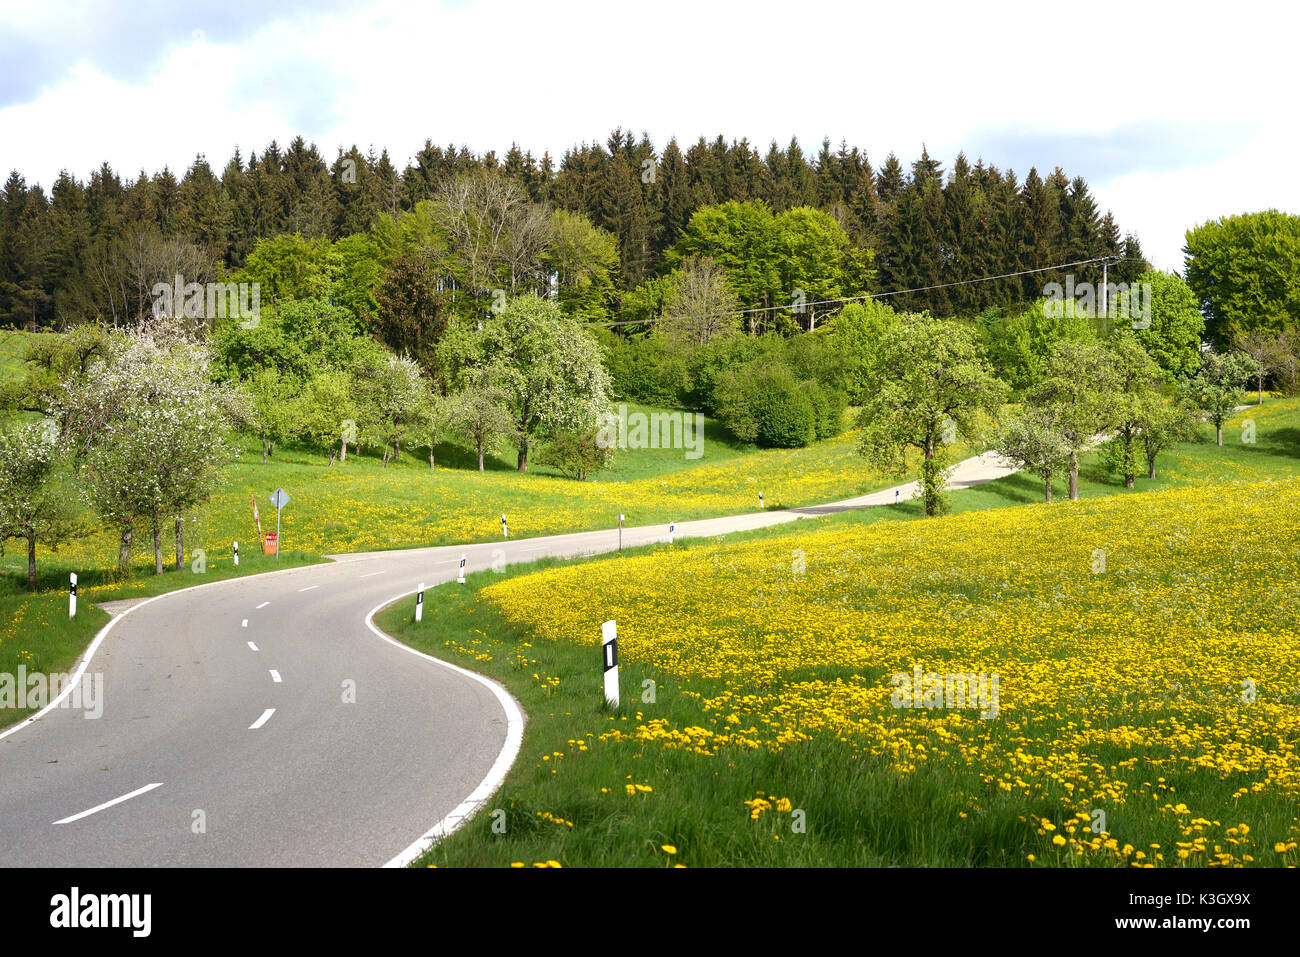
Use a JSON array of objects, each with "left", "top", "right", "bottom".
[
  {"left": 802, "top": 381, "right": 830, "bottom": 438},
  {"left": 712, "top": 360, "right": 822, "bottom": 448},
  {"left": 597, "top": 331, "right": 690, "bottom": 406},
  {"left": 535, "top": 428, "right": 613, "bottom": 481},
  {"left": 753, "top": 370, "right": 815, "bottom": 448},
  {"left": 801, "top": 381, "right": 848, "bottom": 440},
  {"left": 823, "top": 386, "right": 848, "bottom": 437},
  {"left": 687, "top": 335, "right": 762, "bottom": 413},
  {"left": 711, "top": 364, "right": 763, "bottom": 443},
  {"left": 826, "top": 299, "right": 898, "bottom": 402}
]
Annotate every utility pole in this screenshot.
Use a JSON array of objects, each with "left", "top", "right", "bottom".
[
  {"left": 1101, "top": 257, "right": 1108, "bottom": 320},
  {"left": 1099, "top": 254, "right": 1122, "bottom": 321}
]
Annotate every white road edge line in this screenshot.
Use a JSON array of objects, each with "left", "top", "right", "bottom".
[
  {"left": 366, "top": 589, "right": 525, "bottom": 869},
  {"left": 247, "top": 641, "right": 259, "bottom": 651},
  {"left": 359, "top": 571, "right": 384, "bottom": 578},
  {"left": 269, "top": 670, "right": 281, "bottom": 683},
  {"left": 298, "top": 585, "right": 318, "bottom": 592},
  {"left": 256, "top": 601, "right": 270, "bottom": 609},
  {"left": 0, "top": 561, "right": 318, "bottom": 745},
  {"left": 249, "top": 708, "right": 275, "bottom": 730},
  {"left": 53, "top": 782, "right": 163, "bottom": 825}
]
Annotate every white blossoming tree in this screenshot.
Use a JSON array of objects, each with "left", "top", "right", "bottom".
[{"left": 56, "top": 323, "right": 240, "bottom": 575}]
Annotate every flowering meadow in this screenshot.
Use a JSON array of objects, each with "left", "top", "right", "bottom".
[
  {"left": 385, "top": 469, "right": 1300, "bottom": 867},
  {"left": 37, "top": 419, "right": 908, "bottom": 572}
]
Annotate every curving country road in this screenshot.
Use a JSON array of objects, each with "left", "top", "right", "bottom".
[{"left": 0, "top": 450, "right": 1017, "bottom": 867}]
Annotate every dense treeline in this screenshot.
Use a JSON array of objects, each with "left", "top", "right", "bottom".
[{"left": 0, "top": 130, "right": 1148, "bottom": 330}]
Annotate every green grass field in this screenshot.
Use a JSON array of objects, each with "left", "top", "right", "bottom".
[
  {"left": 375, "top": 399, "right": 1300, "bottom": 867},
  {"left": 21, "top": 403, "right": 960, "bottom": 576}
]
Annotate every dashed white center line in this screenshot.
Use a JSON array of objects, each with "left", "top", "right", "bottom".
[
  {"left": 269, "top": 670, "right": 282, "bottom": 683},
  {"left": 249, "top": 708, "right": 275, "bottom": 730},
  {"left": 360, "top": 571, "right": 384, "bottom": 578},
  {"left": 241, "top": 619, "right": 248, "bottom": 628},
  {"left": 255, "top": 602, "right": 270, "bottom": 609},
  {"left": 53, "top": 782, "right": 164, "bottom": 825},
  {"left": 298, "top": 585, "right": 318, "bottom": 592},
  {"left": 247, "top": 641, "right": 259, "bottom": 651}
]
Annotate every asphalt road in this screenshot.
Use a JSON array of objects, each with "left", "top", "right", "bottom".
[{"left": 0, "top": 450, "right": 1018, "bottom": 867}]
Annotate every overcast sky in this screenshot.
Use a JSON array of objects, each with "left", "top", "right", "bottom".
[{"left": 2, "top": 0, "right": 1295, "bottom": 272}]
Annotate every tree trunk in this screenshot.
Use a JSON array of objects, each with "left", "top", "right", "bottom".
[
  {"left": 1068, "top": 450, "right": 1079, "bottom": 501},
  {"left": 1216, "top": 424, "right": 1223, "bottom": 447},
  {"left": 429, "top": 449, "right": 435, "bottom": 469},
  {"left": 27, "top": 532, "right": 37, "bottom": 592},
  {"left": 517, "top": 439, "right": 528, "bottom": 473},
  {"left": 340, "top": 439, "right": 347, "bottom": 463},
  {"left": 153, "top": 524, "right": 163, "bottom": 575},
  {"left": 1044, "top": 476, "right": 1052, "bottom": 504},
  {"left": 478, "top": 438, "right": 485, "bottom": 472},
  {"left": 269, "top": 442, "right": 275, "bottom": 458},
  {"left": 329, "top": 448, "right": 336, "bottom": 467},
  {"left": 118, "top": 526, "right": 132, "bottom": 576},
  {"left": 1147, "top": 450, "right": 1157, "bottom": 479},
  {"left": 395, "top": 438, "right": 400, "bottom": 459},
  {"left": 261, "top": 435, "right": 268, "bottom": 465},
  {"left": 175, "top": 516, "right": 184, "bottom": 571},
  {"left": 922, "top": 440, "right": 937, "bottom": 517}
]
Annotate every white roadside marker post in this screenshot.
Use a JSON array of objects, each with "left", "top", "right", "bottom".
[
  {"left": 618, "top": 513, "right": 624, "bottom": 554},
  {"left": 457, "top": 553, "right": 466, "bottom": 584},
  {"left": 415, "top": 583, "right": 425, "bottom": 623},
  {"left": 668, "top": 521, "right": 674, "bottom": 545},
  {"left": 233, "top": 540, "right": 239, "bottom": 567},
  {"left": 501, "top": 513, "right": 508, "bottom": 538},
  {"left": 759, "top": 491, "right": 764, "bottom": 510},
  {"left": 602, "top": 620, "right": 619, "bottom": 708},
  {"left": 69, "top": 572, "right": 77, "bottom": 618}
]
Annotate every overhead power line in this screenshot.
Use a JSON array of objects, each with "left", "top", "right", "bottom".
[{"left": 594, "top": 256, "right": 1149, "bottom": 328}]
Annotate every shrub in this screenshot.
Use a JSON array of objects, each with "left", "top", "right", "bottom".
[
  {"left": 823, "top": 386, "right": 849, "bottom": 437},
  {"left": 535, "top": 428, "right": 613, "bottom": 481},
  {"left": 801, "top": 380, "right": 848, "bottom": 440},
  {"left": 754, "top": 369, "right": 815, "bottom": 448},
  {"left": 802, "top": 381, "right": 831, "bottom": 439},
  {"left": 687, "top": 335, "right": 762, "bottom": 414},
  {"left": 597, "top": 331, "right": 689, "bottom": 406},
  {"left": 711, "top": 364, "right": 763, "bottom": 443}
]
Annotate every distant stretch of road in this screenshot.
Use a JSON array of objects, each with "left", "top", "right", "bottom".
[{"left": 0, "top": 450, "right": 1018, "bottom": 867}]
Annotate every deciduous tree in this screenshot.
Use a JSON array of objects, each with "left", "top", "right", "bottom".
[
  {"left": 856, "top": 313, "right": 1006, "bottom": 516},
  {"left": 0, "top": 421, "right": 82, "bottom": 590},
  {"left": 1178, "top": 350, "right": 1257, "bottom": 446}
]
